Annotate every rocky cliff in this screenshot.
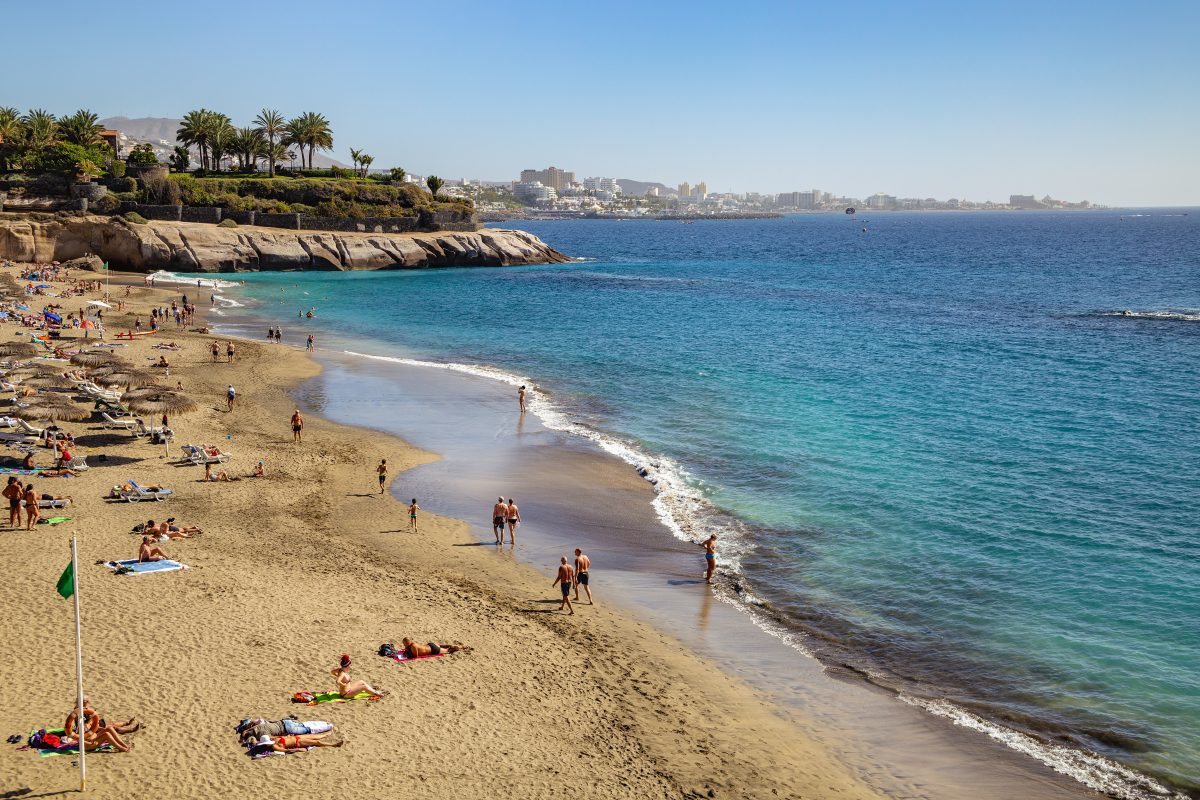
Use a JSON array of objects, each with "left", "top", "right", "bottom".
[{"left": 0, "top": 214, "right": 570, "bottom": 272}]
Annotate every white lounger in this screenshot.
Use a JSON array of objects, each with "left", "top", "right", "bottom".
[
  {"left": 121, "top": 480, "right": 173, "bottom": 502},
  {"left": 182, "top": 444, "right": 230, "bottom": 465},
  {"left": 101, "top": 412, "right": 139, "bottom": 433},
  {"left": 37, "top": 497, "right": 72, "bottom": 509}
]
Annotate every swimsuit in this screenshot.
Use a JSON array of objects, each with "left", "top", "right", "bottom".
[
  {"left": 705, "top": 552, "right": 714, "bottom": 560},
  {"left": 493, "top": 515, "right": 505, "bottom": 527},
  {"left": 576, "top": 570, "right": 589, "bottom": 586},
  {"left": 561, "top": 580, "right": 571, "bottom": 597},
  {"left": 427, "top": 642, "right": 441, "bottom": 656}
]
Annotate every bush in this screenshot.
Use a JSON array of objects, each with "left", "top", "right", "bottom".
[
  {"left": 126, "top": 144, "right": 159, "bottom": 166},
  {"left": 123, "top": 211, "right": 148, "bottom": 224},
  {"left": 109, "top": 160, "right": 126, "bottom": 178},
  {"left": 27, "top": 142, "right": 111, "bottom": 177},
  {"left": 217, "top": 218, "right": 238, "bottom": 228},
  {"left": 91, "top": 194, "right": 120, "bottom": 214},
  {"left": 142, "top": 175, "right": 182, "bottom": 205}
]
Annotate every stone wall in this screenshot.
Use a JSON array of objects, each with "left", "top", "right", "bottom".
[
  {"left": 104, "top": 202, "right": 477, "bottom": 232},
  {"left": 180, "top": 206, "right": 222, "bottom": 224}
]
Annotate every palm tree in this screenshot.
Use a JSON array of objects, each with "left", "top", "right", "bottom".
[
  {"left": 349, "top": 147, "right": 362, "bottom": 177},
  {"left": 390, "top": 167, "right": 406, "bottom": 182},
  {"left": 208, "top": 117, "right": 235, "bottom": 172},
  {"left": 253, "top": 108, "right": 285, "bottom": 177},
  {"left": 58, "top": 109, "right": 104, "bottom": 146},
  {"left": 359, "top": 153, "right": 373, "bottom": 178},
  {"left": 21, "top": 109, "right": 58, "bottom": 152},
  {"left": 230, "top": 127, "right": 264, "bottom": 172},
  {"left": 426, "top": 175, "right": 444, "bottom": 197},
  {"left": 285, "top": 112, "right": 333, "bottom": 170},
  {"left": 260, "top": 141, "right": 290, "bottom": 173},
  {"left": 0, "top": 107, "right": 22, "bottom": 171}
]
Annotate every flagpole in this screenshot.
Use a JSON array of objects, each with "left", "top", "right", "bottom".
[{"left": 71, "top": 535, "right": 85, "bottom": 792}]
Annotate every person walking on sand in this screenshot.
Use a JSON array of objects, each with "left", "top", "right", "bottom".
[
  {"left": 210, "top": 341, "right": 220, "bottom": 362},
  {"left": 700, "top": 534, "right": 717, "bottom": 584},
  {"left": 553, "top": 557, "right": 576, "bottom": 615},
  {"left": 226, "top": 384, "right": 236, "bottom": 412},
  {"left": 291, "top": 409, "right": 304, "bottom": 442},
  {"left": 330, "top": 654, "right": 384, "bottom": 699},
  {"left": 4, "top": 476, "right": 23, "bottom": 528},
  {"left": 408, "top": 498, "right": 421, "bottom": 532},
  {"left": 377, "top": 459, "right": 387, "bottom": 494},
  {"left": 573, "top": 548, "right": 593, "bottom": 604},
  {"left": 518, "top": 385, "right": 527, "bottom": 413},
  {"left": 506, "top": 498, "right": 521, "bottom": 544},
  {"left": 226, "top": 340, "right": 236, "bottom": 362},
  {"left": 491, "top": 496, "right": 507, "bottom": 543}
]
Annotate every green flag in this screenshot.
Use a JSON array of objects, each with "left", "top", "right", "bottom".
[
  {"left": 56, "top": 561, "right": 74, "bottom": 599},
  {"left": 100, "top": 262, "right": 108, "bottom": 271}
]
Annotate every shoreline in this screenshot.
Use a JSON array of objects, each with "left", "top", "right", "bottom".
[
  {"left": 0, "top": 268, "right": 879, "bottom": 798},
  {"left": 204, "top": 280, "right": 1127, "bottom": 799}
]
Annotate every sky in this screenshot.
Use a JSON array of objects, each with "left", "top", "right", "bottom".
[{"left": 4, "top": 0, "right": 1197, "bottom": 206}]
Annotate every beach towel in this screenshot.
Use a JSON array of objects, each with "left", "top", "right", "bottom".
[
  {"left": 295, "top": 691, "right": 378, "bottom": 706},
  {"left": 25, "top": 728, "right": 112, "bottom": 757},
  {"left": 105, "top": 559, "right": 187, "bottom": 575},
  {"left": 384, "top": 652, "right": 445, "bottom": 664},
  {"left": 38, "top": 516, "right": 73, "bottom": 525}
]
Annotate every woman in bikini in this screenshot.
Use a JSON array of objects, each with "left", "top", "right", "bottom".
[
  {"left": 251, "top": 732, "right": 342, "bottom": 753},
  {"left": 506, "top": 499, "right": 521, "bottom": 544},
  {"left": 23, "top": 483, "right": 39, "bottom": 530},
  {"left": 329, "top": 654, "right": 384, "bottom": 699}
]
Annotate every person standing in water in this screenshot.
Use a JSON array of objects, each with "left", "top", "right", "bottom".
[
  {"left": 506, "top": 498, "right": 521, "bottom": 544},
  {"left": 306, "top": 334, "right": 315, "bottom": 352},
  {"left": 377, "top": 459, "right": 387, "bottom": 494},
  {"left": 553, "top": 557, "right": 575, "bottom": 615},
  {"left": 518, "top": 385, "right": 527, "bottom": 413},
  {"left": 408, "top": 498, "right": 421, "bottom": 532},
  {"left": 700, "top": 534, "right": 717, "bottom": 584},
  {"left": 491, "top": 496, "right": 508, "bottom": 544}
]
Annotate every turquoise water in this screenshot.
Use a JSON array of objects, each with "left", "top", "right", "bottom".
[{"left": 192, "top": 211, "right": 1199, "bottom": 793}]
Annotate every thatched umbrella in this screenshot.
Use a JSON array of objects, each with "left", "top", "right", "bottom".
[
  {"left": 71, "top": 350, "right": 129, "bottom": 369},
  {"left": 12, "top": 373, "right": 74, "bottom": 389},
  {"left": 0, "top": 342, "right": 39, "bottom": 359},
  {"left": 120, "top": 387, "right": 198, "bottom": 416},
  {"left": 12, "top": 396, "right": 93, "bottom": 422},
  {"left": 93, "top": 369, "right": 156, "bottom": 389}
]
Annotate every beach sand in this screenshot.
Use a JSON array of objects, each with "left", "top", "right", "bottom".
[{"left": 0, "top": 272, "right": 877, "bottom": 799}]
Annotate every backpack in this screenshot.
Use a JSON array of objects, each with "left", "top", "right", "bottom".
[
  {"left": 378, "top": 643, "right": 396, "bottom": 658},
  {"left": 291, "top": 692, "right": 315, "bottom": 704}
]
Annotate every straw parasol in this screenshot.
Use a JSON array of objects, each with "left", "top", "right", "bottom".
[
  {"left": 10, "top": 373, "right": 73, "bottom": 389},
  {"left": 71, "top": 350, "right": 129, "bottom": 369},
  {"left": 120, "top": 387, "right": 198, "bottom": 416},
  {"left": 92, "top": 369, "right": 156, "bottom": 388},
  {"left": 12, "top": 395, "right": 93, "bottom": 422},
  {"left": 0, "top": 342, "right": 39, "bottom": 359}
]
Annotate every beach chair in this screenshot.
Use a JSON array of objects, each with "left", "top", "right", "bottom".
[
  {"left": 101, "top": 412, "right": 139, "bottom": 433},
  {"left": 61, "top": 455, "right": 87, "bottom": 471},
  {"left": 16, "top": 419, "right": 44, "bottom": 437},
  {"left": 120, "top": 480, "right": 172, "bottom": 502},
  {"left": 182, "top": 444, "right": 230, "bottom": 465},
  {"left": 37, "top": 498, "right": 71, "bottom": 509}
]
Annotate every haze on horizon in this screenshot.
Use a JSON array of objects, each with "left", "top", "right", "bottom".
[{"left": 5, "top": 0, "right": 1197, "bottom": 207}]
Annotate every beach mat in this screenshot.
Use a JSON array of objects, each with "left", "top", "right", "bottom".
[
  {"left": 39, "top": 516, "right": 73, "bottom": 525},
  {"left": 25, "top": 728, "right": 113, "bottom": 757},
  {"left": 106, "top": 559, "right": 187, "bottom": 575},
  {"left": 296, "top": 691, "right": 379, "bottom": 706},
  {"left": 384, "top": 652, "right": 445, "bottom": 664}
]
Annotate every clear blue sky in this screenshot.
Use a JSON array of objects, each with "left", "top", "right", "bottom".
[{"left": 6, "top": 0, "right": 1197, "bottom": 205}]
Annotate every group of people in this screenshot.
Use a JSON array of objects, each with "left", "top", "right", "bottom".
[
  {"left": 3, "top": 475, "right": 54, "bottom": 530},
  {"left": 552, "top": 548, "right": 594, "bottom": 614},
  {"left": 210, "top": 340, "right": 237, "bottom": 363},
  {"left": 63, "top": 695, "right": 139, "bottom": 753},
  {"left": 490, "top": 497, "right": 522, "bottom": 544}
]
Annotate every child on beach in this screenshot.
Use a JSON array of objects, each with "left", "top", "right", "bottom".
[{"left": 408, "top": 498, "right": 420, "bottom": 532}]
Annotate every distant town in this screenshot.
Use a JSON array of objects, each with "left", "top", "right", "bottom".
[{"left": 98, "top": 121, "right": 1100, "bottom": 219}]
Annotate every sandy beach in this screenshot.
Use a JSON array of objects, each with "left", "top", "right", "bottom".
[{"left": 0, "top": 269, "right": 878, "bottom": 799}]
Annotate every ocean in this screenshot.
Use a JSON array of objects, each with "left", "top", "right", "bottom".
[{"left": 172, "top": 210, "right": 1199, "bottom": 797}]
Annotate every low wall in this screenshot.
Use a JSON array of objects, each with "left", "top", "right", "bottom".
[{"left": 180, "top": 206, "right": 221, "bottom": 224}]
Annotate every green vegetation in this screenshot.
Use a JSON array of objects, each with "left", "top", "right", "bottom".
[
  {"left": 217, "top": 218, "right": 238, "bottom": 228},
  {"left": 426, "top": 175, "right": 444, "bottom": 198},
  {"left": 126, "top": 143, "right": 159, "bottom": 166},
  {"left": 122, "top": 211, "right": 148, "bottom": 224},
  {"left": 165, "top": 174, "right": 472, "bottom": 217},
  {"left": 0, "top": 107, "right": 113, "bottom": 176}
]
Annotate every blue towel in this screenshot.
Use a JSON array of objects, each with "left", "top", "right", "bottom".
[{"left": 108, "top": 559, "right": 186, "bottom": 574}]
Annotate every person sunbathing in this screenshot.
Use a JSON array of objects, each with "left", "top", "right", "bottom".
[
  {"left": 248, "top": 732, "right": 342, "bottom": 754},
  {"left": 203, "top": 462, "right": 238, "bottom": 482},
  {"left": 252, "top": 461, "right": 265, "bottom": 478},
  {"left": 39, "top": 493, "right": 72, "bottom": 502},
  {"left": 330, "top": 654, "right": 384, "bottom": 699},
  {"left": 236, "top": 718, "right": 333, "bottom": 741},
  {"left": 146, "top": 518, "right": 201, "bottom": 537},
  {"left": 400, "top": 638, "right": 473, "bottom": 658},
  {"left": 155, "top": 356, "right": 170, "bottom": 368},
  {"left": 138, "top": 536, "right": 170, "bottom": 562},
  {"left": 37, "top": 467, "right": 78, "bottom": 477},
  {"left": 66, "top": 696, "right": 137, "bottom": 752}
]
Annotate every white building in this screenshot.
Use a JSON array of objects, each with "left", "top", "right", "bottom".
[
  {"left": 514, "top": 181, "right": 557, "bottom": 204},
  {"left": 583, "top": 177, "right": 622, "bottom": 193}
]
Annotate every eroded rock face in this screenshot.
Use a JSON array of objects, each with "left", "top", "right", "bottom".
[{"left": 0, "top": 214, "right": 571, "bottom": 272}]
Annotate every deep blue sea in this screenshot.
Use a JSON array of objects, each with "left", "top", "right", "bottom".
[{"left": 184, "top": 211, "right": 1199, "bottom": 795}]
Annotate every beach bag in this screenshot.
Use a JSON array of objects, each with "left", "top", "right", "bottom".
[
  {"left": 378, "top": 643, "right": 396, "bottom": 658},
  {"left": 291, "top": 692, "right": 315, "bottom": 704},
  {"left": 28, "top": 729, "right": 47, "bottom": 748},
  {"left": 41, "top": 732, "right": 62, "bottom": 749},
  {"left": 131, "top": 522, "right": 145, "bottom": 533}
]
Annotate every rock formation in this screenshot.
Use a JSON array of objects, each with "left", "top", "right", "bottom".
[{"left": 0, "top": 214, "right": 570, "bottom": 272}]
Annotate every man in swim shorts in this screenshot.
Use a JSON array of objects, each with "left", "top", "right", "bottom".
[
  {"left": 701, "top": 534, "right": 717, "bottom": 584},
  {"left": 377, "top": 459, "right": 387, "bottom": 494},
  {"left": 291, "top": 409, "right": 304, "bottom": 442},
  {"left": 237, "top": 718, "right": 333, "bottom": 741},
  {"left": 553, "top": 556, "right": 575, "bottom": 615},
  {"left": 3, "top": 476, "right": 22, "bottom": 528},
  {"left": 400, "top": 638, "right": 472, "bottom": 658},
  {"left": 573, "top": 548, "right": 593, "bottom": 604},
  {"left": 491, "top": 496, "right": 507, "bottom": 543}
]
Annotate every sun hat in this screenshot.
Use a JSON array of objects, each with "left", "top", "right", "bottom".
[{"left": 256, "top": 734, "right": 274, "bottom": 746}]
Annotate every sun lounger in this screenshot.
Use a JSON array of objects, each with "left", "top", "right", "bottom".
[
  {"left": 120, "top": 480, "right": 172, "bottom": 501},
  {"left": 182, "top": 444, "right": 231, "bottom": 465},
  {"left": 16, "top": 419, "right": 44, "bottom": 436},
  {"left": 106, "top": 558, "right": 187, "bottom": 574},
  {"left": 60, "top": 456, "right": 87, "bottom": 471},
  {"left": 101, "top": 412, "right": 139, "bottom": 432},
  {"left": 36, "top": 498, "right": 71, "bottom": 509}
]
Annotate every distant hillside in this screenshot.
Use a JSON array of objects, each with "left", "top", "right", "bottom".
[
  {"left": 617, "top": 178, "right": 677, "bottom": 197},
  {"left": 99, "top": 116, "right": 348, "bottom": 167}
]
